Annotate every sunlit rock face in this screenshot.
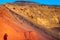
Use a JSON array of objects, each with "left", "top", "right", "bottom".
[
  {"left": 0, "top": 1, "right": 60, "bottom": 40},
  {"left": 4, "top": 1, "right": 60, "bottom": 32},
  {"left": 4, "top": 2, "right": 60, "bottom": 28}
]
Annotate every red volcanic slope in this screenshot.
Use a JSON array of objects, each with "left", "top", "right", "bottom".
[{"left": 0, "top": 6, "right": 39, "bottom": 40}]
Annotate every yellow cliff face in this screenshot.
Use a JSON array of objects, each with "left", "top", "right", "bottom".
[
  {"left": 4, "top": 3, "right": 60, "bottom": 29},
  {"left": 4, "top": 2, "right": 60, "bottom": 38}
]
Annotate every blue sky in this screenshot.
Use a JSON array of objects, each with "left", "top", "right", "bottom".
[
  {"left": 0, "top": 0, "right": 15, "bottom": 4},
  {"left": 0, "top": 0, "right": 60, "bottom": 5}
]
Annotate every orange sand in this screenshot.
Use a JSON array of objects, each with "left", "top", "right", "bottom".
[{"left": 0, "top": 6, "right": 39, "bottom": 40}]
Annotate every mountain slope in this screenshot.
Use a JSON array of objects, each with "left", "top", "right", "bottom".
[
  {"left": 4, "top": 1, "right": 60, "bottom": 35},
  {"left": 0, "top": 1, "right": 60, "bottom": 40},
  {"left": 0, "top": 5, "right": 40, "bottom": 40}
]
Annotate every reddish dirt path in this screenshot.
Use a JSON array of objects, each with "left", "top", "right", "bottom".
[{"left": 0, "top": 6, "right": 39, "bottom": 40}]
